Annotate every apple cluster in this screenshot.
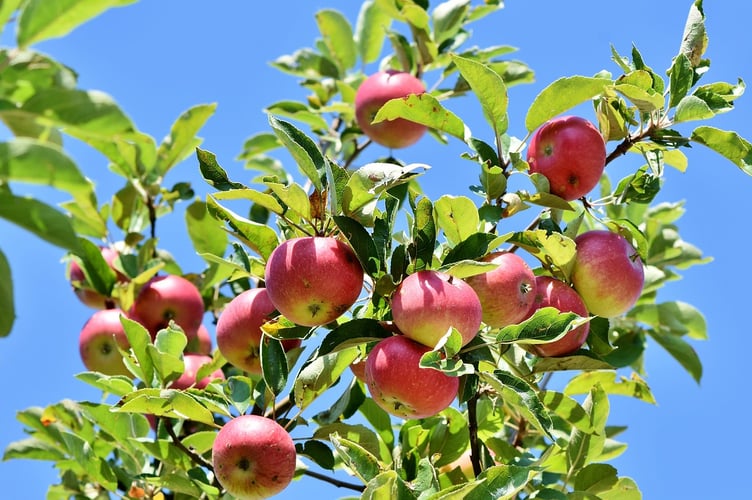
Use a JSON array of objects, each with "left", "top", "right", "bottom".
[
  {"left": 72, "top": 246, "right": 218, "bottom": 387},
  {"left": 68, "top": 105, "right": 646, "bottom": 497}
]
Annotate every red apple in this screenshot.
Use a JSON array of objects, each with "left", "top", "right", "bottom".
[
  {"left": 349, "top": 356, "right": 367, "bottom": 382},
  {"left": 212, "top": 415, "right": 297, "bottom": 499},
  {"left": 130, "top": 275, "right": 204, "bottom": 339},
  {"left": 68, "top": 246, "right": 127, "bottom": 309},
  {"left": 185, "top": 323, "right": 213, "bottom": 355},
  {"left": 78, "top": 308, "right": 133, "bottom": 377},
  {"left": 527, "top": 115, "right": 606, "bottom": 201},
  {"left": 465, "top": 252, "right": 537, "bottom": 328},
  {"left": 216, "top": 288, "right": 302, "bottom": 374},
  {"left": 525, "top": 276, "right": 590, "bottom": 357},
  {"left": 365, "top": 335, "right": 459, "bottom": 419},
  {"left": 264, "top": 236, "right": 364, "bottom": 327},
  {"left": 391, "top": 270, "right": 482, "bottom": 348},
  {"left": 169, "top": 353, "right": 224, "bottom": 390},
  {"left": 571, "top": 230, "right": 645, "bottom": 318},
  {"left": 355, "top": 70, "right": 427, "bottom": 149}
]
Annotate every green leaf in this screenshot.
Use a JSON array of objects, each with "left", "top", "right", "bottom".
[
  {"left": 411, "top": 196, "right": 436, "bottom": 272},
  {"left": 3, "top": 437, "right": 68, "bottom": 462},
  {"left": 333, "top": 215, "right": 381, "bottom": 277},
  {"left": 441, "top": 232, "right": 500, "bottom": 266},
  {"left": 434, "top": 195, "right": 479, "bottom": 245},
  {"left": 0, "top": 1, "right": 24, "bottom": 36},
  {"left": 475, "top": 464, "right": 537, "bottom": 500},
  {"left": 330, "top": 433, "right": 382, "bottom": 484},
  {"left": 206, "top": 195, "right": 279, "bottom": 260},
  {"left": 690, "top": 126, "right": 752, "bottom": 175},
  {"left": 674, "top": 95, "right": 715, "bottom": 123},
  {"left": 212, "top": 192, "right": 282, "bottom": 225},
  {"left": 185, "top": 200, "right": 227, "bottom": 259},
  {"left": 319, "top": 318, "right": 392, "bottom": 355},
  {"left": 480, "top": 370, "right": 553, "bottom": 438},
  {"left": 0, "top": 248, "right": 14, "bottom": 336},
  {"left": 265, "top": 181, "right": 311, "bottom": 221},
  {"left": 224, "top": 375, "right": 254, "bottom": 415},
  {"left": 343, "top": 162, "right": 429, "bottom": 220},
  {"left": 629, "top": 301, "right": 707, "bottom": 340},
  {"left": 496, "top": 307, "right": 584, "bottom": 345},
  {"left": 296, "top": 440, "right": 336, "bottom": 470},
  {"left": 74, "top": 237, "right": 117, "bottom": 296},
  {"left": 196, "top": 148, "right": 247, "bottom": 190},
  {"left": 155, "top": 103, "right": 216, "bottom": 175},
  {"left": 567, "top": 384, "right": 608, "bottom": 472},
  {"left": 597, "top": 477, "right": 641, "bottom": 500},
  {"left": 316, "top": 9, "right": 357, "bottom": 71},
  {"left": 0, "top": 138, "right": 97, "bottom": 212},
  {"left": 74, "top": 372, "right": 134, "bottom": 397},
  {"left": 0, "top": 191, "right": 80, "bottom": 251},
  {"left": 525, "top": 76, "right": 612, "bottom": 132},
  {"left": 362, "top": 470, "right": 416, "bottom": 500},
  {"left": 679, "top": 0, "right": 707, "bottom": 67},
  {"left": 261, "top": 335, "right": 288, "bottom": 396},
  {"left": 20, "top": 88, "right": 135, "bottom": 137},
  {"left": 433, "top": 0, "right": 470, "bottom": 46},
  {"left": 614, "top": 82, "right": 664, "bottom": 113},
  {"left": 565, "top": 371, "right": 656, "bottom": 404},
  {"left": 575, "top": 463, "right": 618, "bottom": 494},
  {"left": 17, "top": 0, "right": 138, "bottom": 48},
  {"left": 355, "top": 1, "right": 392, "bottom": 64},
  {"left": 294, "top": 348, "right": 359, "bottom": 411},
  {"left": 315, "top": 423, "right": 382, "bottom": 459},
  {"left": 451, "top": 54, "right": 508, "bottom": 134},
  {"left": 373, "top": 93, "right": 470, "bottom": 142},
  {"left": 648, "top": 329, "right": 703, "bottom": 383},
  {"left": 532, "top": 354, "right": 614, "bottom": 374},
  {"left": 121, "top": 315, "right": 154, "bottom": 384},
  {"left": 541, "top": 391, "right": 594, "bottom": 434},
  {"left": 505, "top": 229, "right": 577, "bottom": 277},
  {"left": 149, "top": 327, "right": 187, "bottom": 385},
  {"left": 269, "top": 115, "right": 326, "bottom": 191},
  {"left": 668, "top": 53, "right": 694, "bottom": 108},
  {"left": 116, "top": 388, "right": 218, "bottom": 426}
]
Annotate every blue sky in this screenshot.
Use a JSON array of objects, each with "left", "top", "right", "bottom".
[{"left": 1, "top": 1, "right": 751, "bottom": 498}]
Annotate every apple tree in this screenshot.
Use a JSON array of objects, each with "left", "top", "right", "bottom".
[{"left": 2, "top": 0, "right": 750, "bottom": 498}]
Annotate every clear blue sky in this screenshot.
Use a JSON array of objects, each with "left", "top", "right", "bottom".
[{"left": 1, "top": 1, "right": 751, "bottom": 498}]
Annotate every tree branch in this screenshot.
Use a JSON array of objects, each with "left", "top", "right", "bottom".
[
  {"left": 302, "top": 469, "right": 365, "bottom": 492},
  {"left": 467, "top": 392, "right": 482, "bottom": 478}
]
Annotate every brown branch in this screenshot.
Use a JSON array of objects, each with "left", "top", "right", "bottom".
[
  {"left": 302, "top": 469, "right": 365, "bottom": 492},
  {"left": 162, "top": 418, "right": 221, "bottom": 490},
  {"left": 467, "top": 392, "right": 482, "bottom": 478}
]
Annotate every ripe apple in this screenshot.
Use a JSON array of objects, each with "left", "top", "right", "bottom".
[
  {"left": 526, "top": 115, "right": 606, "bottom": 201},
  {"left": 391, "top": 270, "right": 482, "bottom": 348},
  {"left": 185, "top": 323, "right": 213, "bottom": 355},
  {"left": 354, "top": 70, "right": 427, "bottom": 149},
  {"left": 570, "top": 230, "right": 645, "bottom": 318},
  {"left": 130, "top": 274, "right": 205, "bottom": 339},
  {"left": 349, "top": 355, "right": 367, "bottom": 382},
  {"left": 68, "top": 246, "right": 127, "bottom": 309},
  {"left": 365, "top": 335, "right": 459, "bottom": 419},
  {"left": 169, "top": 353, "right": 224, "bottom": 390},
  {"left": 264, "top": 236, "right": 364, "bottom": 327},
  {"left": 465, "top": 252, "right": 537, "bottom": 328},
  {"left": 216, "top": 288, "right": 302, "bottom": 374},
  {"left": 212, "top": 414, "right": 297, "bottom": 499},
  {"left": 78, "top": 308, "right": 133, "bottom": 377},
  {"left": 525, "top": 276, "right": 590, "bottom": 357}
]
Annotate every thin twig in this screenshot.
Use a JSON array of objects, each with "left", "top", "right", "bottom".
[{"left": 302, "top": 469, "right": 365, "bottom": 492}]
